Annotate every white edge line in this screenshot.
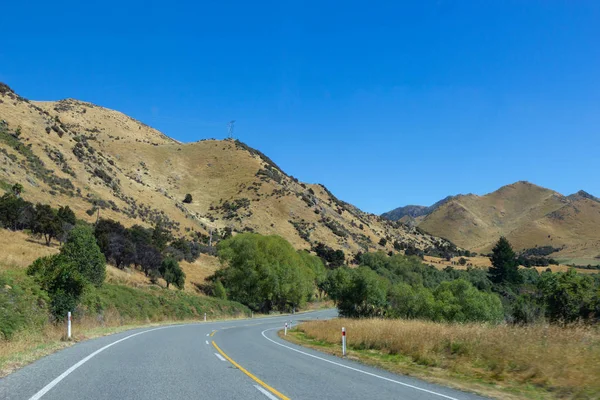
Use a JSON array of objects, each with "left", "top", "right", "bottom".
[
  {"left": 214, "top": 353, "right": 227, "bottom": 362},
  {"left": 254, "top": 384, "right": 279, "bottom": 400},
  {"left": 205, "top": 340, "right": 209, "bottom": 345},
  {"left": 28, "top": 325, "right": 181, "bottom": 400},
  {"left": 261, "top": 328, "right": 459, "bottom": 400}
]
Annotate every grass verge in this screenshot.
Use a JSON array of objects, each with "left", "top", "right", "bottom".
[
  {"left": 282, "top": 319, "right": 600, "bottom": 400},
  {"left": 0, "top": 269, "right": 250, "bottom": 377}
]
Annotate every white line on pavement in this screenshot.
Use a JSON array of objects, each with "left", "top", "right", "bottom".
[
  {"left": 261, "top": 328, "right": 460, "bottom": 400},
  {"left": 28, "top": 326, "right": 182, "bottom": 400},
  {"left": 214, "top": 353, "right": 227, "bottom": 362},
  {"left": 254, "top": 384, "right": 279, "bottom": 400},
  {"left": 206, "top": 340, "right": 209, "bottom": 345}
]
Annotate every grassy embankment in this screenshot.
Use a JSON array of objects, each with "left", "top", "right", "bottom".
[
  {"left": 0, "top": 229, "right": 250, "bottom": 376},
  {"left": 284, "top": 319, "right": 600, "bottom": 400},
  {"left": 0, "top": 267, "right": 250, "bottom": 376}
]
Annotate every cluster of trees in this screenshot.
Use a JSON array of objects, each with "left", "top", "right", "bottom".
[
  {"left": 321, "top": 237, "right": 600, "bottom": 324},
  {"left": 0, "top": 185, "right": 76, "bottom": 245},
  {"left": 312, "top": 242, "right": 345, "bottom": 268},
  {"left": 93, "top": 218, "right": 188, "bottom": 289},
  {"left": 323, "top": 252, "right": 504, "bottom": 322},
  {"left": 212, "top": 233, "right": 326, "bottom": 312},
  {"left": 489, "top": 237, "right": 600, "bottom": 323}
]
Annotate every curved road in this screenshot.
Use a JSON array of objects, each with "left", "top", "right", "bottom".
[{"left": 1, "top": 310, "right": 487, "bottom": 400}]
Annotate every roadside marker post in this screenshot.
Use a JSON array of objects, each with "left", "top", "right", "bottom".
[
  {"left": 67, "top": 312, "right": 72, "bottom": 339},
  {"left": 204, "top": 313, "right": 207, "bottom": 322},
  {"left": 284, "top": 322, "right": 288, "bottom": 336},
  {"left": 342, "top": 327, "right": 346, "bottom": 357}
]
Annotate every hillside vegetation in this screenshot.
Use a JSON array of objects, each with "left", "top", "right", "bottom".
[
  {"left": 0, "top": 83, "right": 456, "bottom": 263},
  {"left": 384, "top": 181, "right": 600, "bottom": 264}
]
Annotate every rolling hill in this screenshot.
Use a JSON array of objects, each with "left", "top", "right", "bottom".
[
  {"left": 383, "top": 181, "right": 600, "bottom": 264},
  {"left": 0, "top": 83, "right": 454, "bottom": 262}
]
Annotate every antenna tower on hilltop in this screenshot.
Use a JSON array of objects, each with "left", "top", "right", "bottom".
[{"left": 227, "top": 120, "right": 235, "bottom": 139}]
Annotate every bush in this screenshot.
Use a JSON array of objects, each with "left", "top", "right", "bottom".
[
  {"left": 183, "top": 194, "right": 193, "bottom": 204},
  {"left": 61, "top": 225, "right": 106, "bottom": 287},
  {"left": 215, "top": 233, "right": 316, "bottom": 312},
  {"left": 213, "top": 280, "right": 227, "bottom": 299},
  {"left": 160, "top": 258, "right": 185, "bottom": 290},
  {"left": 27, "top": 255, "right": 87, "bottom": 320}
]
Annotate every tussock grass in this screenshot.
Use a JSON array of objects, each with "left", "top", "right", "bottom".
[{"left": 295, "top": 319, "right": 600, "bottom": 399}]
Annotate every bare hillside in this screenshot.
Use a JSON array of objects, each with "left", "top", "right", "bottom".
[{"left": 0, "top": 84, "right": 454, "bottom": 260}]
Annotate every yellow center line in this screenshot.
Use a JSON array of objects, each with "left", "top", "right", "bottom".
[
  {"left": 210, "top": 330, "right": 217, "bottom": 337},
  {"left": 212, "top": 341, "right": 291, "bottom": 400}
]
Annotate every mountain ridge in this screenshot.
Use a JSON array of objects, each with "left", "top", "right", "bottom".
[
  {"left": 0, "top": 84, "right": 457, "bottom": 261},
  {"left": 383, "top": 181, "right": 600, "bottom": 263}
]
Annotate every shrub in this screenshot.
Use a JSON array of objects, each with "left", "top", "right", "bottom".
[
  {"left": 160, "top": 258, "right": 185, "bottom": 289},
  {"left": 61, "top": 225, "right": 106, "bottom": 287},
  {"left": 183, "top": 194, "right": 193, "bottom": 204}
]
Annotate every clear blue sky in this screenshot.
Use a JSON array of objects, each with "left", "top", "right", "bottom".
[{"left": 2, "top": 1, "right": 599, "bottom": 214}]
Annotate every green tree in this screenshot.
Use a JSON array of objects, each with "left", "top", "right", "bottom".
[
  {"left": 216, "top": 233, "right": 315, "bottom": 312},
  {"left": 183, "top": 194, "right": 193, "bottom": 204},
  {"left": 336, "top": 267, "right": 389, "bottom": 318},
  {"left": 432, "top": 279, "right": 504, "bottom": 323},
  {"left": 11, "top": 183, "right": 23, "bottom": 197},
  {"left": 61, "top": 225, "right": 106, "bottom": 287},
  {"left": 32, "top": 204, "right": 62, "bottom": 246},
  {"left": 27, "top": 255, "right": 87, "bottom": 319},
  {"left": 538, "top": 269, "right": 596, "bottom": 322},
  {"left": 152, "top": 221, "right": 171, "bottom": 251},
  {"left": 458, "top": 257, "right": 467, "bottom": 266},
  {"left": 488, "top": 237, "right": 522, "bottom": 285},
  {"left": 160, "top": 257, "right": 186, "bottom": 289},
  {"left": 378, "top": 238, "right": 387, "bottom": 246},
  {"left": 57, "top": 205, "right": 76, "bottom": 225},
  {"left": 213, "top": 280, "right": 227, "bottom": 299},
  {"left": 387, "top": 282, "right": 435, "bottom": 319}
]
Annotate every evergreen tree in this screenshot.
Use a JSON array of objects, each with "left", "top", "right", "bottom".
[
  {"left": 489, "top": 237, "right": 522, "bottom": 285},
  {"left": 160, "top": 257, "right": 185, "bottom": 289},
  {"left": 61, "top": 225, "right": 106, "bottom": 287}
]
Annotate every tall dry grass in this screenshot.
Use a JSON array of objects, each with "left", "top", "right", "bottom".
[{"left": 297, "top": 319, "right": 600, "bottom": 398}]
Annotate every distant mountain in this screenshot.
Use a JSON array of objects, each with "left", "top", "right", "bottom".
[
  {"left": 382, "top": 196, "right": 457, "bottom": 221},
  {"left": 383, "top": 182, "right": 600, "bottom": 264}
]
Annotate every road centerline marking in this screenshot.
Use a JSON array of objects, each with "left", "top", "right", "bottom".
[
  {"left": 212, "top": 341, "right": 290, "bottom": 400},
  {"left": 214, "top": 353, "right": 227, "bottom": 362},
  {"left": 205, "top": 340, "right": 209, "bottom": 345}
]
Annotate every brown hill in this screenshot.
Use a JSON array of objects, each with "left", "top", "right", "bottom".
[
  {"left": 417, "top": 181, "right": 600, "bottom": 264},
  {"left": 0, "top": 84, "right": 453, "bottom": 261}
]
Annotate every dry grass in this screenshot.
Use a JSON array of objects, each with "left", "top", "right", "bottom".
[
  {"left": 0, "top": 230, "right": 59, "bottom": 270},
  {"left": 292, "top": 319, "right": 600, "bottom": 399}
]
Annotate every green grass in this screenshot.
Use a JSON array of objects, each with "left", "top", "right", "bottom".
[
  {"left": 82, "top": 282, "right": 250, "bottom": 321},
  {"left": 0, "top": 179, "right": 12, "bottom": 193},
  {"left": 0, "top": 268, "right": 250, "bottom": 341},
  {"left": 0, "top": 270, "right": 49, "bottom": 340}
]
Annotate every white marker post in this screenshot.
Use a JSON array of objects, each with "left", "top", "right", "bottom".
[
  {"left": 204, "top": 313, "right": 207, "bottom": 322},
  {"left": 342, "top": 327, "right": 346, "bottom": 357},
  {"left": 67, "top": 312, "right": 72, "bottom": 339},
  {"left": 284, "top": 322, "right": 288, "bottom": 336}
]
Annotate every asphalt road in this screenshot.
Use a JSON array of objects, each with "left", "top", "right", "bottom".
[{"left": 0, "top": 309, "right": 488, "bottom": 400}]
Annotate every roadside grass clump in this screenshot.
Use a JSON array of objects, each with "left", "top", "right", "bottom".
[{"left": 295, "top": 318, "right": 600, "bottom": 399}]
